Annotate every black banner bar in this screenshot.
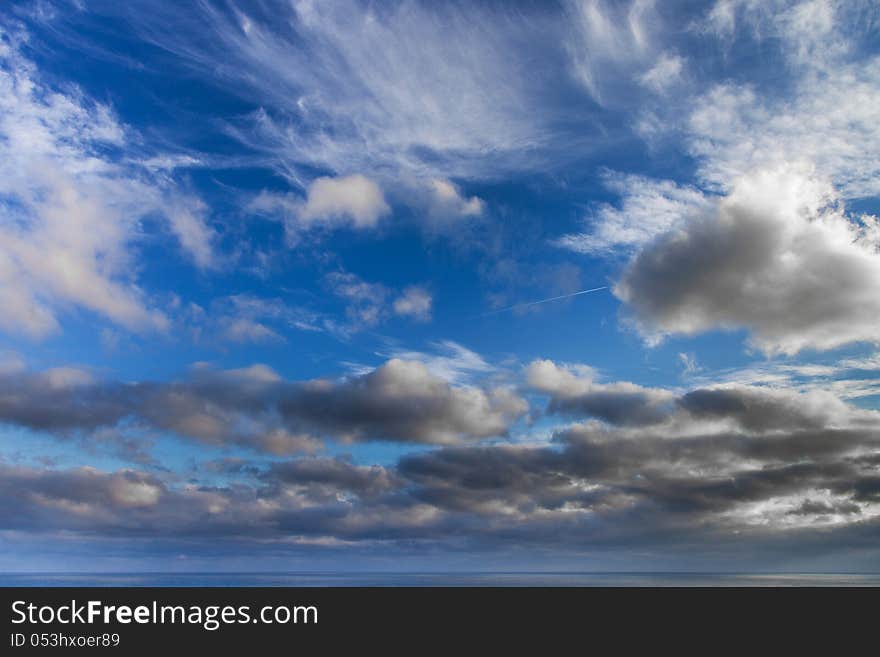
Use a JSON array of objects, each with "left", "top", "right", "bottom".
[{"left": 1, "top": 586, "right": 876, "bottom": 652}]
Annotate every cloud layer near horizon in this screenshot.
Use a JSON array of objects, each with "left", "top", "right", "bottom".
[{"left": 3, "top": 359, "right": 880, "bottom": 565}]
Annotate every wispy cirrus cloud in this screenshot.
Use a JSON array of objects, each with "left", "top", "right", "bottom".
[
  {"left": 0, "top": 27, "right": 219, "bottom": 339},
  {"left": 563, "top": 0, "right": 680, "bottom": 104},
  {"left": 392, "top": 286, "right": 432, "bottom": 323},
  {"left": 123, "top": 0, "right": 579, "bottom": 183},
  {"left": 325, "top": 271, "right": 434, "bottom": 332},
  {"left": 377, "top": 340, "right": 496, "bottom": 385},
  {"left": 555, "top": 171, "right": 711, "bottom": 255}
]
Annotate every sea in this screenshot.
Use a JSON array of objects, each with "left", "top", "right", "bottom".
[{"left": 2, "top": 572, "right": 880, "bottom": 587}]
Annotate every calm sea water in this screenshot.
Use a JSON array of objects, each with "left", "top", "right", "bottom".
[{"left": 2, "top": 572, "right": 880, "bottom": 587}]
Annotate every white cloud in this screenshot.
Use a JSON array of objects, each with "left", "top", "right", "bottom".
[
  {"left": 526, "top": 359, "right": 669, "bottom": 403},
  {"left": 190, "top": 294, "right": 344, "bottom": 345},
  {"left": 564, "top": 0, "right": 679, "bottom": 105},
  {"left": 560, "top": 1, "right": 880, "bottom": 265},
  {"left": 300, "top": 174, "right": 389, "bottom": 228},
  {"left": 166, "top": 198, "right": 218, "bottom": 270},
  {"left": 572, "top": 2, "right": 880, "bottom": 362},
  {"left": 678, "top": 349, "right": 880, "bottom": 401},
  {"left": 688, "top": 69, "right": 880, "bottom": 198},
  {"left": 638, "top": 52, "right": 684, "bottom": 93},
  {"left": 392, "top": 287, "right": 432, "bottom": 322},
  {"left": 678, "top": 352, "right": 701, "bottom": 376},
  {"left": 426, "top": 179, "right": 483, "bottom": 219},
  {"left": 127, "top": 0, "right": 578, "bottom": 181},
  {"left": 325, "top": 272, "right": 434, "bottom": 331},
  {"left": 525, "top": 359, "right": 599, "bottom": 396},
  {"left": 688, "top": 1, "right": 880, "bottom": 198},
  {"left": 701, "top": 0, "right": 863, "bottom": 64},
  {"left": 526, "top": 359, "right": 676, "bottom": 426},
  {"left": 251, "top": 174, "right": 389, "bottom": 243},
  {"left": 0, "top": 31, "right": 215, "bottom": 338},
  {"left": 325, "top": 271, "right": 389, "bottom": 330},
  {"left": 140, "top": 154, "right": 202, "bottom": 172},
  {"left": 380, "top": 341, "right": 495, "bottom": 385},
  {"left": 555, "top": 171, "right": 710, "bottom": 254},
  {"left": 222, "top": 318, "right": 283, "bottom": 344}
]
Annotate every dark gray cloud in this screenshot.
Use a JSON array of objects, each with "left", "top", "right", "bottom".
[
  {"left": 526, "top": 359, "right": 675, "bottom": 426},
  {"left": 4, "top": 356, "right": 880, "bottom": 567},
  {"left": 677, "top": 386, "right": 857, "bottom": 432},
  {"left": 0, "top": 359, "right": 526, "bottom": 453},
  {"left": 0, "top": 368, "right": 131, "bottom": 432},
  {"left": 789, "top": 499, "right": 861, "bottom": 517},
  {"left": 527, "top": 358, "right": 875, "bottom": 437},
  {"left": 263, "top": 457, "right": 401, "bottom": 498},
  {"left": 2, "top": 377, "right": 880, "bottom": 567},
  {"left": 614, "top": 168, "right": 880, "bottom": 355},
  {"left": 548, "top": 389, "right": 671, "bottom": 426},
  {"left": 277, "top": 359, "right": 526, "bottom": 444}
]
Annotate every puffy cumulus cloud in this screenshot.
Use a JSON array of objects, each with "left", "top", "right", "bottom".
[
  {"left": 250, "top": 174, "right": 389, "bottom": 244},
  {"left": 0, "top": 366, "right": 126, "bottom": 433},
  {"left": 677, "top": 386, "right": 861, "bottom": 433},
  {"left": 133, "top": 366, "right": 325, "bottom": 457},
  {"left": 615, "top": 167, "right": 880, "bottom": 354},
  {"left": 299, "top": 174, "right": 389, "bottom": 228},
  {"left": 254, "top": 175, "right": 482, "bottom": 238},
  {"left": 0, "top": 32, "right": 217, "bottom": 339},
  {"left": 0, "top": 459, "right": 450, "bottom": 543},
  {"left": 6, "top": 466, "right": 164, "bottom": 512},
  {"left": 4, "top": 379, "right": 880, "bottom": 564},
  {"left": 526, "top": 358, "right": 878, "bottom": 434},
  {"left": 0, "top": 363, "right": 316, "bottom": 456},
  {"left": 0, "top": 463, "right": 280, "bottom": 536},
  {"left": 392, "top": 286, "right": 432, "bottom": 322},
  {"left": 425, "top": 179, "right": 483, "bottom": 220},
  {"left": 526, "top": 359, "right": 675, "bottom": 426},
  {"left": 0, "top": 359, "right": 527, "bottom": 454},
  {"left": 263, "top": 458, "right": 402, "bottom": 500},
  {"left": 279, "top": 359, "right": 527, "bottom": 445},
  {"left": 379, "top": 340, "right": 494, "bottom": 385},
  {"left": 398, "top": 382, "right": 880, "bottom": 542}
]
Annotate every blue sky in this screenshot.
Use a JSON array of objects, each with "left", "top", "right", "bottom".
[{"left": 2, "top": 0, "right": 880, "bottom": 572}]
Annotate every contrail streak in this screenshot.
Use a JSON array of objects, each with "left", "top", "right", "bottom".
[{"left": 477, "top": 286, "right": 608, "bottom": 317}]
